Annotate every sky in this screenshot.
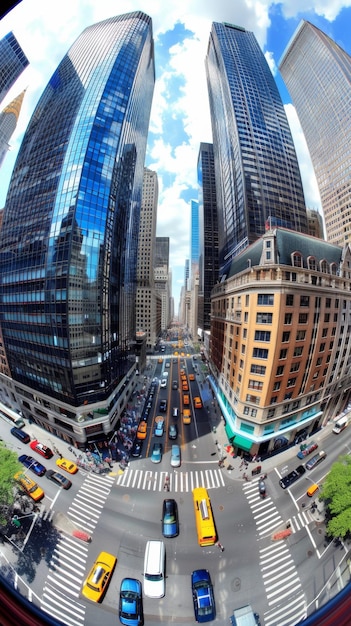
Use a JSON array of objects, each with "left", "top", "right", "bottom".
[{"left": 1, "top": 0, "right": 351, "bottom": 310}]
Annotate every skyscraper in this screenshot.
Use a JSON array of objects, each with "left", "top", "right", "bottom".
[
  {"left": 0, "top": 32, "right": 29, "bottom": 105},
  {"left": 279, "top": 20, "right": 351, "bottom": 248},
  {"left": 205, "top": 22, "right": 308, "bottom": 276},
  {"left": 0, "top": 12, "right": 154, "bottom": 442},
  {"left": 197, "top": 142, "right": 219, "bottom": 332},
  {"left": 154, "top": 237, "right": 171, "bottom": 331},
  {"left": 0, "top": 89, "right": 26, "bottom": 169}
]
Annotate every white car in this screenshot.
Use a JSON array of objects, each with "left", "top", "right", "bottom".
[
  {"left": 160, "top": 379, "right": 167, "bottom": 388},
  {"left": 155, "top": 419, "right": 164, "bottom": 437}
]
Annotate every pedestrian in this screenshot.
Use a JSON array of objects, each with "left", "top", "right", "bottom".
[
  {"left": 164, "top": 475, "right": 170, "bottom": 491},
  {"left": 216, "top": 541, "right": 224, "bottom": 552}
]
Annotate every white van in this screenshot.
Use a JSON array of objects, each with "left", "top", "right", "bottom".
[{"left": 143, "top": 540, "right": 165, "bottom": 598}]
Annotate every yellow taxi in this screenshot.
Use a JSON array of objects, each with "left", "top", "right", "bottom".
[
  {"left": 307, "top": 483, "right": 319, "bottom": 497},
  {"left": 14, "top": 471, "right": 45, "bottom": 502},
  {"left": 82, "top": 551, "right": 117, "bottom": 602},
  {"left": 189, "top": 373, "right": 195, "bottom": 381},
  {"left": 56, "top": 458, "right": 78, "bottom": 474},
  {"left": 194, "top": 396, "right": 202, "bottom": 409},
  {"left": 137, "top": 421, "right": 147, "bottom": 440}
]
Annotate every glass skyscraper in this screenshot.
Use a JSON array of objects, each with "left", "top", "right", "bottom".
[
  {"left": 197, "top": 142, "right": 219, "bottom": 331},
  {"left": 0, "top": 13, "right": 155, "bottom": 430},
  {"left": 279, "top": 20, "right": 351, "bottom": 248},
  {"left": 205, "top": 22, "right": 308, "bottom": 276},
  {"left": 0, "top": 32, "right": 29, "bottom": 105}
]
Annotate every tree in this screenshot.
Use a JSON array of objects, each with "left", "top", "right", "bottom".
[
  {"left": 0, "top": 441, "right": 22, "bottom": 526},
  {"left": 319, "top": 454, "right": 351, "bottom": 539}
]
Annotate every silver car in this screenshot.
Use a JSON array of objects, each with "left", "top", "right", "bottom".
[{"left": 170, "top": 444, "right": 181, "bottom": 468}]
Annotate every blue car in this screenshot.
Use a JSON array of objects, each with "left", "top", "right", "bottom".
[
  {"left": 162, "top": 498, "right": 179, "bottom": 538},
  {"left": 18, "top": 454, "right": 46, "bottom": 477},
  {"left": 191, "top": 569, "right": 216, "bottom": 622},
  {"left": 119, "top": 577, "right": 143, "bottom": 626}
]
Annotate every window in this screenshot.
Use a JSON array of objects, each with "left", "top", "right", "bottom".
[
  {"left": 287, "top": 377, "right": 296, "bottom": 387},
  {"left": 282, "top": 332, "right": 290, "bottom": 343},
  {"left": 296, "top": 330, "right": 306, "bottom": 341},
  {"left": 249, "top": 380, "right": 263, "bottom": 390},
  {"left": 276, "top": 365, "right": 284, "bottom": 376},
  {"left": 273, "top": 382, "right": 281, "bottom": 391},
  {"left": 319, "top": 343, "right": 325, "bottom": 352},
  {"left": 250, "top": 364, "right": 266, "bottom": 375},
  {"left": 256, "top": 312, "right": 273, "bottom": 324},
  {"left": 284, "top": 313, "right": 292, "bottom": 324},
  {"left": 300, "top": 295, "right": 310, "bottom": 307},
  {"left": 254, "top": 330, "right": 271, "bottom": 342},
  {"left": 290, "top": 362, "right": 300, "bottom": 372},
  {"left": 257, "top": 294, "right": 274, "bottom": 305},
  {"left": 299, "top": 313, "right": 308, "bottom": 323},
  {"left": 279, "top": 349, "right": 288, "bottom": 359},
  {"left": 267, "top": 409, "right": 275, "bottom": 418},
  {"left": 294, "top": 346, "right": 303, "bottom": 357},
  {"left": 252, "top": 348, "right": 268, "bottom": 359},
  {"left": 292, "top": 252, "right": 303, "bottom": 267},
  {"left": 243, "top": 406, "right": 249, "bottom": 415},
  {"left": 286, "top": 294, "right": 294, "bottom": 306}
]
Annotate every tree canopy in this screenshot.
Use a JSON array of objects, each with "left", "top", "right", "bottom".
[
  {"left": 0, "top": 441, "right": 22, "bottom": 525},
  {"left": 319, "top": 454, "right": 351, "bottom": 539}
]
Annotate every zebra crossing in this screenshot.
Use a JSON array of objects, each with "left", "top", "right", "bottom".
[
  {"left": 40, "top": 472, "right": 115, "bottom": 626},
  {"left": 287, "top": 509, "right": 316, "bottom": 533},
  {"left": 243, "top": 479, "right": 306, "bottom": 626},
  {"left": 115, "top": 466, "right": 225, "bottom": 492}
]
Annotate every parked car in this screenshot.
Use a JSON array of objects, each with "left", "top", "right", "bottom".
[
  {"left": 29, "top": 439, "right": 53, "bottom": 459},
  {"left": 56, "top": 458, "right": 78, "bottom": 474},
  {"left": 18, "top": 454, "right": 46, "bottom": 477},
  {"left": 155, "top": 419, "right": 164, "bottom": 437},
  {"left": 162, "top": 498, "right": 179, "bottom": 538},
  {"left": 81, "top": 551, "right": 117, "bottom": 602},
  {"left": 14, "top": 471, "right": 44, "bottom": 501},
  {"left": 170, "top": 444, "right": 181, "bottom": 468},
  {"left": 10, "top": 427, "right": 30, "bottom": 444},
  {"left": 137, "top": 421, "right": 147, "bottom": 440},
  {"left": 279, "top": 465, "right": 305, "bottom": 489},
  {"left": 297, "top": 441, "right": 318, "bottom": 459},
  {"left": 151, "top": 443, "right": 162, "bottom": 463},
  {"left": 305, "top": 451, "right": 327, "bottom": 470},
  {"left": 191, "top": 569, "right": 216, "bottom": 622},
  {"left": 46, "top": 469, "right": 72, "bottom": 489},
  {"left": 119, "top": 577, "right": 143, "bottom": 626},
  {"left": 168, "top": 424, "right": 178, "bottom": 440}
]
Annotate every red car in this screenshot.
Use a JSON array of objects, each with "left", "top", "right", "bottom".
[{"left": 29, "top": 439, "right": 54, "bottom": 459}]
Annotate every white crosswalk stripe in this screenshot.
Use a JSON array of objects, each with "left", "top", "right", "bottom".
[
  {"left": 243, "top": 479, "right": 284, "bottom": 537},
  {"left": 287, "top": 509, "right": 315, "bottom": 533},
  {"left": 40, "top": 473, "right": 115, "bottom": 625},
  {"left": 115, "top": 467, "right": 225, "bottom": 492}
]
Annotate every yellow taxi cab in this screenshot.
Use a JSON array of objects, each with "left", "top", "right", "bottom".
[
  {"left": 137, "top": 421, "right": 147, "bottom": 440},
  {"left": 183, "top": 409, "right": 191, "bottom": 424},
  {"left": 82, "top": 551, "right": 117, "bottom": 602},
  {"left": 182, "top": 382, "right": 189, "bottom": 391},
  {"left": 194, "top": 396, "right": 202, "bottom": 409},
  {"left": 307, "top": 483, "right": 319, "bottom": 497},
  {"left": 56, "top": 458, "right": 78, "bottom": 474},
  {"left": 14, "top": 471, "right": 45, "bottom": 502},
  {"left": 183, "top": 394, "right": 190, "bottom": 406},
  {"left": 189, "top": 373, "right": 195, "bottom": 381}
]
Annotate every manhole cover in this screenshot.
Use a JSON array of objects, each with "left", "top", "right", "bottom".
[
  {"left": 231, "top": 577, "right": 241, "bottom": 591},
  {"left": 307, "top": 550, "right": 313, "bottom": 557},
  {"left": 219, "top": 505, "right": 224, "bottom": 511},
  {"left": 227, "top": 485, "right": 234, "bottom": 493}
]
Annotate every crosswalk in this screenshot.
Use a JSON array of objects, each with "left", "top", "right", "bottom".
[
  {"left": 115, "top": 466, "right": 225, "bottom": 492},
  {"left": 40, "top": 472, "right": 115, "bottom": 626},
  {"left": 243, "top": 478, "right": 307, "bottom": 626},
  {"left": 287, "top": 509, "right": 315, "bottom": 533}
]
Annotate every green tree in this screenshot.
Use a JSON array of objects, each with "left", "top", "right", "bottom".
[
  {"left": 0, "top": 441, "right": 22, "bottom": 525},
  {"left": 319, "top": 454, "right": 351, "bottom": 539}
]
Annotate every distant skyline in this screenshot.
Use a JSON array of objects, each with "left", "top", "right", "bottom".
[{"left": 1, "top": 1, "right": 351, "bottom": 306}]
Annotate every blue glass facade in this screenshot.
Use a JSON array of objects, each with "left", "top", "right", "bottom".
[
  {"left": 205, "top": 23, "right": 308, "bottom": 276},
  {"left": 0, "top": 12, "right": 155, "bottom": 407},
  {"left": 0, "top": 32, "right": 29, "bottom": 105}
]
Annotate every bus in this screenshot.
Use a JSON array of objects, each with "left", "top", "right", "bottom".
[
  {"left": 333, "top": 414, "right": 351, "bottom": 434},
  {"left": 0, "top": 403, "right": 25, "bottom": 429},
  {"left": 192, "top": 487, "right": 217, "bottom": 546}
]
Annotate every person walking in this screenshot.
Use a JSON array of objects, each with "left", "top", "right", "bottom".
[{"left": 216, "top": 541, "right": 224, "bottom": 552}]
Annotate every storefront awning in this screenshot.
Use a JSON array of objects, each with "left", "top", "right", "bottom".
[
  {"left": 225, "top": 422, "right": 236, "bottom": 442},
  {"left": 233, "top": 434, "right": 253, "bottom": 452}
]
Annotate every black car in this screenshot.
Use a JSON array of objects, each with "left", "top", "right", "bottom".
[
  {"left": 168, "top": 424, "right": 178, "bottom": 440},
  {"left": 131, "top": 440, "right": 143, "bottom": 458},
  {"left": 162, "top": 498, "right": 179, "bottom": 538},
  {"left": 46, "top": 469, "right": 72, "bottom": 489},
  {"left": 159, "top": 399, "right": 167, "bottom": 412},
  {"left": 279, "top": 465, "right": 306, "bottom": 489}
]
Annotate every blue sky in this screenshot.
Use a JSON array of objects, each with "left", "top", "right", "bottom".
[{"left": 1, "top": 0, "right": 351, "bottom": 309}]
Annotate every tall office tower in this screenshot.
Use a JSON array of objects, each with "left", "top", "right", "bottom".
[
  {"left": 279, "top": 21, "right": 351, "bottom": 248},
  {"left": 0, "top": 89, "right": 25, "bottom": 169},
  {"left": 0, "top": 12, "right": 155, "bottom": 444},
  {"left": 190, "top": 199, "right": 200, "bottom": 338},
  {"left": 154, "top": 237, "right": 170, "bottom": 331},
  {"left": 0, "top": 32, "right": 29, "bottom": 105},
  {"left": 136, "top": 168, "right": 158, "bottom": 349},
  {"left": 197, "top": 142, "right": 219, "bottom": 332},
  {"left": 205, "top": 22, "right": 308, "bottom": 276}
]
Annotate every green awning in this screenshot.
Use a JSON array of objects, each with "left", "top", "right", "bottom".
[
  {"left": 233, "top": 434, "right": 253, "bottom": 452},
  {"left": 225, "top": 422, "right": 236, "bottom": 441}
]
